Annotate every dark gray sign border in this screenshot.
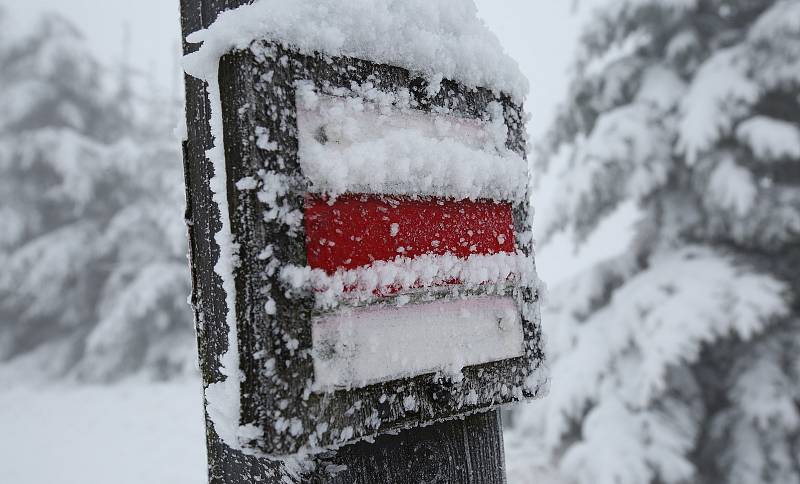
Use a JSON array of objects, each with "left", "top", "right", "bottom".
[{"left": 218, "top": 40, "right": 546, "bottom": 455}]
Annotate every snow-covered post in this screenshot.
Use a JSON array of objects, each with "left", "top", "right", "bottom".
[
  {"left": 180, "top": 1, "right": 547, "bottom": 482},
  {"left": 180, "top": 1, "right": 283, "bottom": 482}
]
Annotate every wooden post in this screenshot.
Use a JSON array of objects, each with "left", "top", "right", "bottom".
[
  {"left": 179, "top": 2, "right": 288, "bottom": 481},
  {"left": 179, "top": 1, "right": 529, "bottom": 482}
]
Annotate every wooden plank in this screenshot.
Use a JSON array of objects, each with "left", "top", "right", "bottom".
[
  {"left": 217, "top": 44, "right": 544, "bottom": 455},
  {"left": 179, "top": 1, "right": 516, "bottom": 482},
  {"left": 180, "top": 1, "right": 289, "bottom": 482},
  {"left": 307, "top": 411, "right": 506, "bottom": 483}
]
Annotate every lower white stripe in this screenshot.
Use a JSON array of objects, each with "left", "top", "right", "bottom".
[{"left": 311, "top": 296, "right": 524, "bottom": 390}]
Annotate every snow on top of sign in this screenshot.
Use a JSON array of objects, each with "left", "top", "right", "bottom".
[
  {"left": 295, "top": 87, "right": 528, "bottom": 201},
  {"left": 183, "top": 0, "right": 528, "bottom": 100}
]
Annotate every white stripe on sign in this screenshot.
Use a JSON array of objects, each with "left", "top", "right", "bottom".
[
  {"left": 296, "top": 92, "right": 529, "bottom": 202},
  {"left": 311, "top": 296, "right": 524, "bottom": 390}
]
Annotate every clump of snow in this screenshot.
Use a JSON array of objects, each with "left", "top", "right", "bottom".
[
  {"left": 749, "top": 0, "right": 800, "bottom": 41},
  {"left": 235, "top": 176, "right": 259, "bottom": 190},
  {"left": 183, "top": 0, "right": 528, "bottom": 100},
  {"left": 253, "top": 170, "right": 304, "bottom": 230},
  {"left": 634, "top": 65, "right": 686, "bottom": 111},
  {"left": 707, "top": 156, "right": 757, "bottom": 216},
  {"left": 665, "top": 30, "right": 700, "bottom": 62},
  {"left": 736, "top": 115, "right": 800, "bottom": 160},
  {"left": 677, "top": 47, "right": 760, "bottom": 164},
  {"left": 255, "top": 126, "right": 278, "bottom": 151},
  {"left": 296, "top": 91, "right": 528, "bottom": 201},
  {"left": 280, "top": 252, "right": 537, "bottom": 309}
]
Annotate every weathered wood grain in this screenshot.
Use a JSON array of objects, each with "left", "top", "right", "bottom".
[
  {"left": 308, "top": 411, "right": 506, "bottom": 484},
  {"left": 180, "top": 1, "right": 289, "bottom": 482},
  {"left": 180, "top": 1, "right": 517, "bottom": 482}
]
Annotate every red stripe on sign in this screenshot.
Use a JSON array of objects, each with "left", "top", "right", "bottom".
[{"left": 305, "top": 194, "right": 515, "bottom": 274}]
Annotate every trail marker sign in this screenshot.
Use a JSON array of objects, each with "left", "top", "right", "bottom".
[{"left": 215, "top": 41, "right": 546, "bottom": 456}]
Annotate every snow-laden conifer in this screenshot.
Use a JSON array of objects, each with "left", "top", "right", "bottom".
[
  {"left": 0, "top": 11, "right": 192, "bottom": 381},
  {"left": 509, "top": 1, "right": 800, "bottom": 482}
]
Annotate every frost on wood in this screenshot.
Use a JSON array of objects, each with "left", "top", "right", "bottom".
[
  {"left": 201, "top": 66, "right": 244, "bottom": 450},
  {"left": 182, "top": 36, "right": 546, "bottom": 456}
]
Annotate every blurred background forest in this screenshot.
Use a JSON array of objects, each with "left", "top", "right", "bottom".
[{"left": 1, "top": 1, "right": 798, "bottom": 484}]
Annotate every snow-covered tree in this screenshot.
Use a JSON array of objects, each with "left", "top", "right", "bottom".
[
  {"left": 511, "top": 1, "right": 800, "bottom": 483},
  {"left": 0, "top": 10, "right": 193, "bottom": 381}
]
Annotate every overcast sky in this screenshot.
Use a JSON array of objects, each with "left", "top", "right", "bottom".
[{"left": 2, "top": 0, "right": 586, "bottom": 141}]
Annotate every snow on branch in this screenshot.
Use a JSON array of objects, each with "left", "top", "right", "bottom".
[
  {"left": 749, "top": 0, "right": 800, "bottom": 41},
  {"left": 543, "top": 246, "right": 788, "bottom": 443},
  {"left": 677, "top": 47, "right": 760, "bottom": 164},
  {"left": 736, "top": 115, "right": 800, "bottom": 161}
]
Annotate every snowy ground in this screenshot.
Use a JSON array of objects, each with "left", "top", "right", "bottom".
[
  {"left": 0, "top": 377, "right": 550, "bottom": 483},
  {"left": 0, "top": 379, "right": 207, "bottom": 484}
]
